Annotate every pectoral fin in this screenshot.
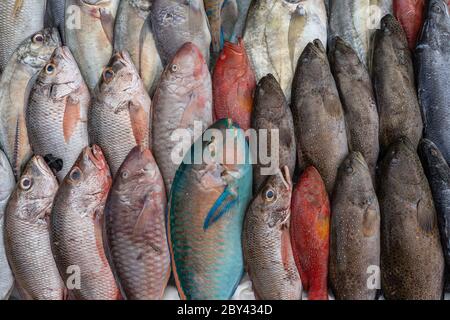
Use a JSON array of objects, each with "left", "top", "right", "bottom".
[{"left": 203, "top": 186, "right": 237, "bottom": 230}]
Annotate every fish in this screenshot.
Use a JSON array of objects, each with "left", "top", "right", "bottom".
[
  {"left": 152, "top": 43, "right": 213, "bottom": 193},
  {"left": 291, "top": 40, "right": 348, "bottom": 194},
  {"left": 372, "top": 15, "right": 423, "bottom": 152},
  {"left": 88, "top": 51, "right": 151, "bottom": 177},
  {"left": 104, "top": 146, "right": 170, "bottom": 300},
  {"left": 290, "top": 166, "right": 329, "bottom": 300},
  {"left": 65, "top": 0, "right": 120, "bottom": 92},
  {"left": 373, "top": 0, "right": 393, "bottom": 17},
  {"left": 0, "top": 28, "right": 60, "bottom": 179},
  {"left": 50, "top": 145, "right": 121, "bottom": 300},
  {"left": 230, "top": 0, "right": 252, "bottom": 43},
  {"left": 168, "top": 119, "right": 252, "bottom": 300},
  {"left": 393, "top": 0, "right": 426, "bottom": 50},
  {"left": 416, "top": 0, "right": 450, "bottom": 164},
  {"left": 251, "top": 74, "right": 296, "bottom": 194},
  {"left": 114, "top": 0, "right": 163, "bottom": 95},
  {"left": 0, "top": 150, "right": 16, "bottom": 300},
  {"left": 244, "top": 166, "right": 301, "bottom": 300},
  {"left": 243, "top": 0, "right": 327, "bottom": 101},
  {"left": 212, "top": 39, "right": 256, "bottom": 131},
  {"left": 329, "top": 152, "right": 380, "bottom": 300},
  {"left": 330, "top": 37, "right": 379, "bottom": 181},
  {"left": 26, "top": 46, "right": 90, "bottom": 181},
  {"left": 45, "top": 0, "right": 66, "bottom": 43},
  {"left": 150, "top": 0, "right": 211, "bottom": 66},
  {"left": 4, "top": 155, "right": 65, "bottom": 300},
  {"left": 378, "top": 137, "right": 444, "bottom": 300},
  {"left": 204, "top": 0, "right": 225, "bottom": 54},
  {"left": 221, "top": 0, "right": 239, "bottom": 43},
  {"left": 0, "top": 0, "right": 46, "bottom": 73}
]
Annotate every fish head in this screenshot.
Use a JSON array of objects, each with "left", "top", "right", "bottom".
[
  {"left": 339, "top": 152, "right": 369, "bottom": 179},
  {"left": 330, "top": 37, "right": 361, "bottom": 72},
  {"left": 381, "top": 137, "right": 418, "bottom": 184},
  {"left": 255, "top": 74, "right": 286, "bottom": 114},
  {"left": 299, "top": 39, "right": 327, "bottom": 66},
  {"left": 164, "top": 42, "right": 208, "bottom": 84},
  {"left": 379, "top": 14, "right": 409, "bottom": 46},
  {"left": 428, "top": 0, "right": 450, "bottom": 22},
  {"left": 419, "top": 139, "right": 449, "bottom": 176}
]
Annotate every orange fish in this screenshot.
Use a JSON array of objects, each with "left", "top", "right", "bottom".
[{"left": 394, "top": 0, "right": 426, "bottom": 50}]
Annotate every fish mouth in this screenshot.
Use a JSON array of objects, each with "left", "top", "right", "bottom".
[
  {"left": 34, "top": 155, "right": 54, "bottom": 176},
  {"left": 278, "top": 166, "right": 291, "bottom": 190},
  {"left": 86, "top": 145, "right": 106, "bottom": 170}
]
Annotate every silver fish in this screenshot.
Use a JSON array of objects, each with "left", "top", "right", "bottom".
[{"left": 45, "top": 0, "right": 66, "bottom": 43}]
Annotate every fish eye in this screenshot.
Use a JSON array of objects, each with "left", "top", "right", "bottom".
[
  {"left": 433, "top": 5, "right": 442, "bottom": 13},
  {"left": 171, "top": 64, "right": 178, "bottom": 73},
  {"left": 121, "top": 170, "right": 129, "bottom": 179},
  {"left": 263, "top": 187, "right": 276, "bottom": 202},
  {"left": 102, "top": 68, "right": 115, "bottom": 83},
  {"left": 45, "top": 63, "right": 56, "bottom": 74},
  {"left": 70, "top": 167, "right": 82, "bottom": 181},
  {"left": 32, "top": 33, "right": 44, "bottom": 44},
  {"left": 20, "top": 177, "right": 33, "bottom": 190}
]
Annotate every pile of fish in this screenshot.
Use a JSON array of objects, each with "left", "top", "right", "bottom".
[{"left": 0, "top": 0, "right": 449, "bottom": 300}]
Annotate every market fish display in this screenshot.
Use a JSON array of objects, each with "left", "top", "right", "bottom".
[
  {"left": 393, "top": 0, "right": 426, "bottom": 50},
  {"left": 0, "top": 28, "right": 60, "bottom": 178},
  {"left": 26, "top": 46, "right": 90, "bottom": 181},
  {"left": 45, "top": 0, "right": 66, "bottom": 43}
]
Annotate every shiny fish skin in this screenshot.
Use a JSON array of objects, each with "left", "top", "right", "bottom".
[
  {"left": 329, "top": 152, "right": 380, "bottom": 300},
  {"left": 104, "top": 146, "right": 170, "bottom": 300},
  {"left": 0, "top": 28, "right": 61, "bottom": 179},
  {"left": 50, "top": 145, "right": 120, "bottom": 300},
  {"left": 378, "top": 137, "right": 444, "bottom": 300},
  {"left": 244, "top": 167, "right": 301, "bottom": 300},
  {"left": 5, "top": 156, "right": 65, "bottom": 300},
  {"left": 393, "top": 0, "right": 426, "bottom": 50},
  {"left": 89, "top": 51, "right": 151, "bottom": 176},
  {"left": 45, "top": 0, "right": 66, "bottom": 43},
  {"left": 27, "top": 46, "right": 90, "bottom": 181}
]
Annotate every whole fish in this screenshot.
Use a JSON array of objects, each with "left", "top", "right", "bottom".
[
  {"left": 4, "top": 156, "right": 65, "bottom": 300},
  {"left": 0, "top": 0, "right": 46, "bottom": 73},
  {"left": 114, "top": 0, "right": 163, "bottom": 95},
  {"left": 243, "top": 0, "right": 327, "bottom": 101},
  {"left": 212, "top": 39, "right": 256, "bottom": 131},
  {"left": 393, "top": 0, "right": 426, "bottom": 50},
  {"left": 45, "top": 0, "right": 66, "bottom": 43},
  {"left": 51, "top": 145, "right": 120, "bottom": 300},
  {"left": 291, "top": 40, "right": 348, "bottom": 194},
  {"left": 0, "top": 151, "right": 15, "bottom": 300},
  {"left": 416, "top": 0, "right": 450, "bottom": 164},
  {"left": 89, "top": 51, "right": 151, "bottom": 176},
  {"left": 251, "top": 74, "right": 296, "bottom": 194},
  {"left": 244, "top": 167, "right": 301, "bottom": 300},
  {"left": 152, "top": 43, "right": 213, "bottom": 193},
  {"left": 65, "top": 0, "right": 120, "bottom": 92},
  {"left": 27, "top": 46, "right": 90, "bottom": 181},
  {"left": 0, "top": 28, "right": 60, "bottom": 179},
  {"left": 330, "top": 37, "right": 379, "bottom": 180},
  {"left": 230, "top": 0, "right": 252, "bottom": 42},
  {"left": 372, "top": 15, "right": 422, "bottom": 152},
  {"left": 169, "top": 119, "right": 252, "bottom": 300},
  {"left": 329, "top": 152, "right": 380, "bottom": 300},
  {"left": 104, "top": 146, "right": 170, "bottom": 300},
  {"left": 150, "top": 0, "right": 211, "bottom": 66},
  {"left": 290, "top": 166, "right": 329, "bottom": 300},
  {"left": 204, "top": 0, "right": 225, "bottom": 54},
  {"left": 378, "top": 137, "right": 444, "bottom": 300}
]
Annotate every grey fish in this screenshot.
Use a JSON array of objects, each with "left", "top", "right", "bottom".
[
  {"left": 230, "top": 0, "right": 252, "bottom": 43},
  {"left": 45, "top": 0, "right": 66, "bottom": 43}
]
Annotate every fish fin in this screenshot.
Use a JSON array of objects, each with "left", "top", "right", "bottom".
[
  {"left": 13, "top": 0, "right": 23, "bottom": 16},
  {"left": 99, "top": 8, "right": 114, "bottom": 45},
  {"left": 362, "top": 202, "right": 379, "bottom": 237},
  {"left": 416, "top": 198, "right": 435, "bottom": 233},
  {"left": 129, "top": 100, "right": 149, "bottom": 147},
  {"left": 133, "top": 195, "right": 154, "bottom": 237},
  {"left": 63, "top": 96, "right": 81, "bottom": 143},
  {"left": 203, "top": 186, "right": 237, "bottom": 230}
]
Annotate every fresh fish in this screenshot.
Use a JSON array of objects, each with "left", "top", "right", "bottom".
[
  {"left": 89, "top": 51, "right": 151, "bottom": 176},
  {"left": 330, "top": 37, "right": 379, "bottom": 180},
  {"left": 0, "top": 28, "right": 60, "bottom": 179},
  {"left": 416, "top": 0, "right": 450, "bottom": 164},
  {"left": 378, "top": 137, "right": 444, "bottom": 300},
  {"left": 0, "top": 151, "right": 15, "bottom": 300},
  {"left": 104, "top": 146, "right": 170, "bottom": 300},
  {"left": 114, "top": 0, "right": 163, "bottom": 95},
  {"left": 0, "top": 0, "right": 46, "bottom": 73},
  {"left": 50, "top": 145, "right": 120, "bottom": 300},
  {"left": 212, "top": 39, "right": 256, "bottom": 131},
  {"left": 290, "top": 166, "right": 329, "bottom": 300},
  {"left": 244, "top": 167, "right": 301, "bottom": 300},
  {"left": 291, "top": 40, "right": 348, "bottom": 194},
  {"left": 4, "top": 156, "right": 65, "bottom": 300},
  {"left": 150, "top": 0, "right": 211, "bottom": 66},
  {"left": 152, "top": 43, "right": 213, "bottom": 193},
  {"left": 251, "top": 74, "right": 296, "bottom": 194},
  {"left": 393, "top": 0, "right": 426, "bottom": 50},
  {"left": 329, "top": 152, "right": 380, "bottom": 300},
  {"left": 221, "top": 0, "right": 239, "bottom": 43},
  {"left": 45, "top": 0, "right": 66, "bottom": 43},
  {"left": 243, "top": 0, "right": 327, "bottom": 101},
  {"left": 372, "top": 15, "right": 422, "bottom": 151},
  {"left": 27, "top": 46, "right": 90, "bottom": 181},
  {"left": 65, "top": 0, "right": 120, "bottom": 92},
  {"left": 169, "top": 119, "right": 252, "bottom": 300},
  {"left": 204, "top": 0, "right": 225, "bottom": 54},
  {"left": 230, "top": 0, "right": 252, "bottom": 42}
]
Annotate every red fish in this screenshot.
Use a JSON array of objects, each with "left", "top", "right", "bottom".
[
  {"left": 212, "top": 38, "right": 256, "bottom": 131},
  {"left": 394, "top": 0, "right": 426, "bottom": 50},
  {"left": 290, "top": 166, "right": 330, "bottom": 300}
]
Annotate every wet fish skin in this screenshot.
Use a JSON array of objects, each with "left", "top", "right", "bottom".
[
  {"left": 291, "top": 40, "right": 348, "bottom": 194},
  {"left": 46, "top": 0, "right": 66, "bottom": 43},
  {"left": 27, "top": 46, "right": 90, "bottom": 181},
  {"left": 329, "top": 152, "right": 380, "bottom": 300},
  {"left": 89, "top": 51, "right": 151, "bottom": 176},
  {"left": 5, "top": 156, "right": 65, "bottom": 300},
  {"left": 51, "top": 145, "right": 120, "bottom": 300},
  {"left": 0, "top": 28, "right": 61, "bottom": 179},
  {"left": 230, "top": 0, "right": 252, "bottom": 42},
  {"left": 372, "top": 15, "right": 423, "bottom": 152},
  {"left": 221, "top": 0, "right": 239, "bottom": 43},
  {"left": 393, "top": 0, "right": 426, "bottom": 50},
  {"left": 290, "top": 166, "right": 329, "bottom": 300},
  {"left": 378, "top": 137, "right": 444, "bottom": 300},
  {"left": 104, "top": 146, "right": 170, "bottom": 300}
]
